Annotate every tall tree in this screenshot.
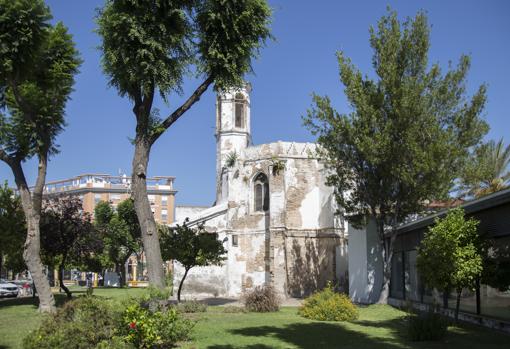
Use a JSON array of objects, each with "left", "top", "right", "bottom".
[
  {"left": 304, "top": 10, "right": 488, "bottom": 303},
  {"left": 417, "top": 208, "right": 482, "bottom": 321},
  {"left": 40, "top": 196, "right": 101, "bottom": 298},
  {"left": 97, "top": 0, "right": 272, "bottom": 288},
  {"left": 160, "top": 220, "right": 226, "bottom": 301},
  {"left": 461, "top": 138, "right": 510, "bottom": 198},
  {"left": 94, "top": 199, "right": 142, "bottom": 287},
  {"left": 0, "top": 182, "right": 26, "bottom": 277},
  {"left": 0, "top": 0, "right": 81, "bottom": 312}
]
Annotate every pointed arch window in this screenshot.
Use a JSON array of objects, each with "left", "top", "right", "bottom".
[
  {"left": 234, "top": 93, "right": 245, "bottom": 129},
  {"left": 254, "top": 173, "right": 269, "bottom": 212}
]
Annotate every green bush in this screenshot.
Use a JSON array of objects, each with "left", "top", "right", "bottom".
[
  {"left": 243, "top": 285, "right": 280, "bottom": 312},
  {"left": 23, "top": 296, "right": 121, "bottom": 349},
  {"left": 122, "top": 301, "right": 194, "bottom": 348},
  {"left": 177, "top": 300, "right": 207, "bottom": 313},
  {"left": 298, "top": 284, "right": 358, "bottom": 321},
  {"left": 407, "top": 311, "right": 448, "bottom": 341}
]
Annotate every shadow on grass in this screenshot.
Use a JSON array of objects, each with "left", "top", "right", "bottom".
[
  {"left": 0, "top": 293, "right": 77, "bottom": 309},
  {"left": 222, "top": 319, "right": 408, "bottom": 349}
]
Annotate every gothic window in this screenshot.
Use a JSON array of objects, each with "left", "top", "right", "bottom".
[
  {"left": 254, "top": 173, "right": 269, "bottom": 212},
  {"left": 234, "top": 93, "right": 245, "bottom": 128},
  {"left": 216, "top": 96, "right": 222, "bottom": 131}
]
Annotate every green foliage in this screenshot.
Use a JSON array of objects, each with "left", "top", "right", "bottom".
[
  {"left": 0, "top": 0, "right": 81, "bottom": 158},
  {"left": 298, "top": 283, "right": 358, "bottom": 321},
  {"left": 417, "top": 208, "right": 482, "bottom": 293},
  {"left": 121, "top": 301, "right": 193, "bottom": 348},
  {"left": 94, "top": 199, "right": 142, "bottom": 284},
  {"left": 225, "top": 151, "right": 238, "bottom": 168},
  {"left": 23, "top": 296, "right": 121, "bottom": 349},
  {"left": 303, "top": 9, "right": 488, "bottom": 230},
  {"left": 271, "top": 157, "right": 285, "bottom": 176},
  {"left": 177, "top": 300, "right": 208, "bottom": 313},
  {"left": 407, "top": 311, "right": 448, "bottom": 341},
  {"left": 243, "top": 285, "right": 280, "bottom": 313},
  {"left": 160, "top": 220, "right": 227, "bottom": 272},
  {"left": 196, "top": 0, "right": 273, "bottom": 90},
  {"left": 0, "top": 181, "right": 26, "bottom": 273},
  {"left": 460, "top": 138, "right": 510, "bottom": 198}
]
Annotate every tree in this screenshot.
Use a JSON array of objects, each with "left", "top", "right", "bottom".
[
  {"left": 94, "top": 199, "right": 142, "bottom": 287},
  {"left": 304, "top": 10, "right": 488, "bottom": 303},
  {"left": 0, "top": 0, "right": 81, "bottom": 312},
  {"left": 0, "top": 182, "right": 26, "bottom": 277},
  {"left": 96, "top": 0, "right": 272, "bottom": 288},
  {"left": 160, "top": 220, "right": 226, "bottom": 301},
  {"left": 40, "top": 196, "right": 102, "bottom": 298},
  {"left": 461, "top": 138, "right": 510, "bottom": 198},
  {"left": 417, "top": 208, "right": 482, "bottom": 321}
]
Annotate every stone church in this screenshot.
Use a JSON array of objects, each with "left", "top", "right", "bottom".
[{"left": 173, "top": 84, "right": 348, "bottom": 298}]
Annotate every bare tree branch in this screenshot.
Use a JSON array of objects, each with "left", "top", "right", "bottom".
[{"left": 150, "top": 76, "right": 214, "bottom": 145}]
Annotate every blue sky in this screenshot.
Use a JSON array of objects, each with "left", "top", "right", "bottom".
[{"left": 1, "top": 0, "right": 509, "bottom": 206}]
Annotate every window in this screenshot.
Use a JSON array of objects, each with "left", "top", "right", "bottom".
[
  {"left": 161, "top": 209, "right": 168, "bottom": 222},
  {"left": 234, "top": 93, "right": 245, "bottom": 128},
  {"left": 148, "top": 195, "right": 155, "bottom": 205},
  {"left": 232, "top": 234, "right": 238, "bottom": 247},
  {"left": 217, "top": 96, "right": 222, "bottom": 131},
  {"left": 253, "top": 173, "right": 269, "bottom": 212},
  {"left": 110, "top": 194, "right": 121, "bottom": 201},
  {"left": 161, "top": 195, "right": 168, "bottom": 206}
]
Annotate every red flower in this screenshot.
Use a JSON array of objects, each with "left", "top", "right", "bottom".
[{"left": 129, "top": 322, "right": 137, "bottom": 330}]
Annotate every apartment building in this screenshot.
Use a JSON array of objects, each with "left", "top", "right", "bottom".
[{"left": 42, "top": 173, "right": 176, "bottom": 224}]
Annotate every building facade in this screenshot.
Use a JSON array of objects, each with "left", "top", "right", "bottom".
[
  {"left": 42, "top": 174, "right": 176, "bottom": 224},
  {"left": 42, "top": 173, "right": 177, "bottom": 286},
  {"left": 174, "top": 84, "right": 348, "bottom": 298}
]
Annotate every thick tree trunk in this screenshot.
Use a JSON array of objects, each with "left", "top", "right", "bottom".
[
  {"left": 11, "top": 158, "right": 55, "bottom": 313},
  {"left": 58, "top": 262, "right": 72, "bottom": 299},
  {"left": 131, "top": 140, "right": 166, "bottom": 289},
  {"left": 177, "top": 268, "right": 190, "bottom": 302}
]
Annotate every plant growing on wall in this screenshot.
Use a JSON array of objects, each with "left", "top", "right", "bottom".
[
  {"left": 160, "top": 219, "right": 226, "bottom": 302},
  {"left": 225, "top": 151, "right": 238, "bottom": 168},
  {"left": 417, "top": 208, "right": 482, "bottom": 322},
  {"left": 0, "top": 0, "right": 81, "bottom": 312},
  {"left": 304, "top": 9, "right": 488, "bottom": 303},
  {"left": 271, "top": 157, "right": 285, "bottom": 176},
  {"left": 96, "top": 0, "right": 272, "bottom": 289}
]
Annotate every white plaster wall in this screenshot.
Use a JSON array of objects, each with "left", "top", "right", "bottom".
[
  {"left": 175, "top": 206, "right": 208, "bottom": 223},
  {"left": 348, "top": 218, "right": 383, "bottom": 304}
]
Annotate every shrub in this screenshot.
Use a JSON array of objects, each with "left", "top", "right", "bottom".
[
  {"left": 298, "top": 284, "right": 358, "bottom": 321},
  {"left": 243, "top": 285, "right": 280, "bottom": 312},
  {"left": 407, "top": 311, "right": 448, "bottom": 341},
  {"left": 222, "top": 305, "right": 248, "bottom": 313},
  {"left": 23, "top": 296, "right": 121, "bottom": 349},
  {"left": 177, "top": 300, "right": 208, "bottom": 313},
  {"left": 122, "top": 301, "right": 194, "bottom": 348}
]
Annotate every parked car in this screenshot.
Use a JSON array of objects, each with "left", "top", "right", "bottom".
[{"left": 0, "top": 279, "right": 19, "bottom": 298}]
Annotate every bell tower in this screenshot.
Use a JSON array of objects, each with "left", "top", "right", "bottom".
[{"left": 215, "top": 83, "right": 251, "bottom": 203}]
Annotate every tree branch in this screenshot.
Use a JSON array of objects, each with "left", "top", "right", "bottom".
[
  {"left": 150, "top": 76, "right": 214, "bottom": 145},
  {"left": 0, "top": 148, "right": 12, "bottom": 166}
]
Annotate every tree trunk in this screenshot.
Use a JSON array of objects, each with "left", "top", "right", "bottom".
[
  {"left": 11, "top": 159, "right": 56, "bottom": 313},
  {"left": 177, "top": 268, "right": 190, "bottom": 302},
  {"left": 58, "top": 262, "right": 72, "bottom": 299},
  {"left": 131, "top": 139, "right": 166, "bottom": 289},
  {"left": 377, "top": 221, "right": 396, "bottom": 304},
  {"left": 0, "top": 251, "right": 3, "bottom": 279},
  {"left": 455, "top": 288, "right": 461, "bottom": 322}
]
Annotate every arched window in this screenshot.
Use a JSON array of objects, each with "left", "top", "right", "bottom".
[
  {"left": 253, "top": 173, "right": 269, "bottom": 212},
  {"left": 216, "top": 95, "right": 222, "bottom": 132},
  {"left": 234, "top": 93, "right": 245, "bottom": 128}
]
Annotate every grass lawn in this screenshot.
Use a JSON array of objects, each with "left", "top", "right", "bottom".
[
  {"left": 180, "top": 305, "right": 509, "bottom": 349},
  {"left": 0, "top": 286, "right": 146, "bottom": 349},
  {"left": 1, "top": 288, "right": 508, "bottom": 349}
]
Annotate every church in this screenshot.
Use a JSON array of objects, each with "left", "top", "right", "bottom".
[{"left": 173, "top": 83, "right": 348, "bottom": 298}]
